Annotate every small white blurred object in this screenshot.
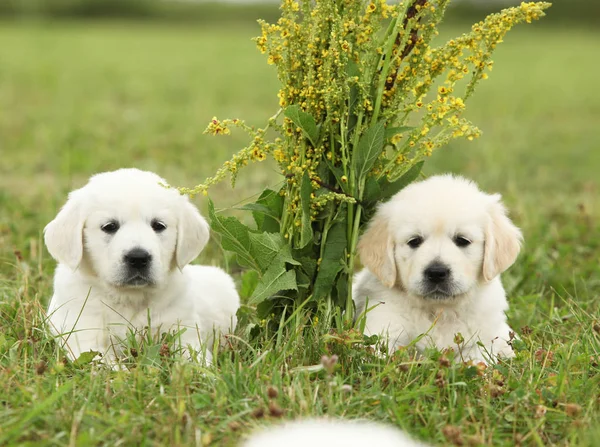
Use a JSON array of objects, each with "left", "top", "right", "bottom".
[{"left": 242, "top": 419, "right": 428, "bottom": 447}]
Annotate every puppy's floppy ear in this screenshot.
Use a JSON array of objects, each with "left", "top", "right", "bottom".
[
  {"left": 358, "top": 211, "right": 397, "bottom": 288},
  {"left": 483, "top": 194, "right": 523, "bottom": 282},
  {"left": 44, "top": 190, "right": 85, "bottom": 270},
  {"left": 176, "top": 199, "right": 210, "bottom": 269}
]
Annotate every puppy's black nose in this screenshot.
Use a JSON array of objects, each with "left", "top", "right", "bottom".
[
  {"left": 424, "top": 263, "right": 450, "bottom": 284},
  {"left": 124, "top": 248, "right": 152, "bottom": 269}
]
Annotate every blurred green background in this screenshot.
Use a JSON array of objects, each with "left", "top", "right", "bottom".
[
  {"left": 1, "top": 0, "right": 598, "bottom": 302},
  {"left": 0, "top": 3, "right": 598, "bottom": 444}
]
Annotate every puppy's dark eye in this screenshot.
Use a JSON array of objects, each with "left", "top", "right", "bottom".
[
  {"left": 151, "top": 219, "right": 167, "bottom": 233},
  {"left": 101, "top": 221, "right": 119, "bottom": 234},
  {"left": 454, "top": 236, "right": 472, "bottom": 247},
  {"left": 407, "top": 236, "right": 423, "bottom": 249}
]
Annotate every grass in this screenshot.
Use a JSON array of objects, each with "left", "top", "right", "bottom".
[{"left": 0, "top": 15, "right": 599, "bottom": 446}]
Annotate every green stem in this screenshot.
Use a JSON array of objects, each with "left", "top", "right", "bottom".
[
  {"left": 344, "top": 181, "right": 364, "bottom": 327},
  {"left": 339, "top": 115, "right": 348, "bottom": 178},
  {"left": 371, "top": 16, "right": 403, "bottom": 126}
]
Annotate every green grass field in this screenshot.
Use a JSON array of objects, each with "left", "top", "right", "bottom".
[{"left": 1, "top": 15, "right": 599, "bottom": 446}]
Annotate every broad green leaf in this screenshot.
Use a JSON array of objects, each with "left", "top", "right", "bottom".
[
  {"left": 256, "top": 299, "right": 276, "bottom": 320},
  {"left": 354, "top": 120, "right": 386, "bottom": 181},
  {"left": 334, "top": 272, "right": 349, "bottom": 308},
  {"left": 299, "top": 171, "right": 314, "bottom": 248},
  {"left": 380, "top": 161, "right": 423, "bottom": 199},
  {"left": 249, "top": 232, "right": 299, "bottom": 272},
  {"left": 313, "top": 221, "right": 347, "bottom": 300},
  {"left": 363, "top": 175, "right": 382, "bottom": 204},
  {"left": 239, "top": 270, "right": 259, "bottom": 300},
  {"left": 250, "top": 264, "right": 297, "bottom": 305},
  {"left": 385, "top": 126, "right": 415, "bottom": 141},
  {"left": 238, "top": 203, "right": 278, "bottom": 220},
  {"left": 284, "top": 105, "right": 319, "bottom": 146},
  {"left": 73, "top": 350, "right": 99, "bottom": 366},
  {"left": 297, "top": 256, "right": 318, "bottom": 280},
  {"left": 208, "top": 200, "right": 259, "bottom": 271},
  {"left": 250, "top": 188, "right": 283, "bottom": 233}
]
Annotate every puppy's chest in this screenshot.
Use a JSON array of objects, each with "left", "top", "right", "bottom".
[
  {"left": 104, "top": 293, "right": 168, "bottom": 327},
  {"left": 375, "top": 300, "right": 474, "bottom": 341},
  {"left": 424, "top": 308, "right": 473, "bottom": 344}
]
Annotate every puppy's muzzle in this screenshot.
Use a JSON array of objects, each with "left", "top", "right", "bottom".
[
  {"left": 124, "top": 248, "right": 152, "bottom": 271},
  {"left": 121, "top": 248, "right": 153, "bottom": 287},
  {"left": 424, "top": 262, "right": 450, "bottom": 285},
  {"left": 421, "top": 261, "right": 455, "bottom": 299}
]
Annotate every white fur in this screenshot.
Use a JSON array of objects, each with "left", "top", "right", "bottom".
[
  {"left": 243, "top": 419, "right": 427, "bottom": 447},
  {"left": 354, "top": 175, "right": 522, "bottom": 363},
  {"left": 45, "top": 168, "right": 239, "bottom": 364}
]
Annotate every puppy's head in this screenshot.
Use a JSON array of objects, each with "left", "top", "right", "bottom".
[
  {"left": 358, "top": 175, "right": 522, "bottom": 301},
  {"left": 44, "top": 168, "right": 209, "bottom": 289}
]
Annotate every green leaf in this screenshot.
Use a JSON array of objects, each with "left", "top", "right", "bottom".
[
  {"left": 239, "top": 270, "right": 259, "bottom": 300},
  {"left": 73, "top": 350, "right": 99, "bottom": 366},
  {"left": 249, "top": 188, "right": 283, "bottom": 233},
  {"left": 249, "top": 232, "right": 299, "bottom": 272},
  {"left": 250, "top": 264, "right": 297, "bottom": 305},
  {"left": 354, "top": 120, "right": 386, "bottom": 181},
  {"left": 363, "top": 175, "right": 382, "bottom": 204},
  {"left": 313, "top": 221, "right": 347, "bottom": 300},
  {"left": 284, "top": 105, "right": 319, "bottom": 146},
  {"left": 299, "top": 171, "right": 314, "bottom": 248},
  {"left": 208, "top": 200, "right": 259, "bottom": 271},
  {"left": 385, "top": 126, "right": 415, "bottom": 141},
  {"left": 297, "top": 256, "right": 318, "bottom": 280},
  {"left": 334, "top": 271, "right": 349, "bottom": 308},
  {"left": 256, "top": 299, "right": 276, "bottom": 320},
  {"left": 238, "top": 203, "right": 277, "bottom": 220},
  {"left": 379, "top": 161, "right": 423, "bottom": 199}
]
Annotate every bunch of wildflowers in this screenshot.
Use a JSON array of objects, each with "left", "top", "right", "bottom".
[{"left": 183, "top": 1, "right": 550, "bottom": 325}]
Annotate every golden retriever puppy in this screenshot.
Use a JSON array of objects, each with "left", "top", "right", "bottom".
[
  {"left": 354, "top": 175, "right": 522, "bottom": 363},
  {"left": 243, "top": 419, "right": 427, "bottom": 447},
  {"left": 45, "top": 168, "right": 239, "bottom": 365}
]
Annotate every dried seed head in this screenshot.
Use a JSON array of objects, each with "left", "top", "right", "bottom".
[
  {"left": 453, "top": 333, "right": 464, "bottom": 345},
  {"left": 534, "top": 349, "right": 554, "bottom": 365},
  {"left": 267, "top": 386, "right": 279, "bottom": 399},
  {"left": 439, "top": 355, "right": 451, "bottom": 367},
  {"left": 228, "top": 421, "right": 241, "bottom": 431},
  {"left": 159, "top": 343, "right": 170, "bottom": 357},
  {"left": 565, "top": 403, "right": 582, "bottom": 417},
  {"left": 534, "top": 405, "right": 547, "bottom": 419},
  {"left": 251, "top": 407, "right": 265, "bottom": 419},
  {"left": 320, "top": 355, "right": 338, "bottom": 374},
  {"left": 268, "top": 401, "right": 284, "bottom": 418},
  {"left": 35, "top": 361, "right": 47, "bottom": 375},
  {"left": 489, "top": 385, "right": 504, "bottom": 398},
  {"left": 442, "top": 425, "right": 464, "bottom": 446}
]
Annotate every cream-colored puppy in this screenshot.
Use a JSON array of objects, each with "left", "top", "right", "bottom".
[
  {"left": 45, "top": 168, "right": 239, "bottom": 365},
  {"left": 243, "top": 419, "right": 428, "bottom": 447},
  {"left": 354, "top": 175, "right": 521, "bottom": 363}
]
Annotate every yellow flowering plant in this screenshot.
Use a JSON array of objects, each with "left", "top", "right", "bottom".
[{"left": 183, "top": 0, "right": 550, "bottom": 326}]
